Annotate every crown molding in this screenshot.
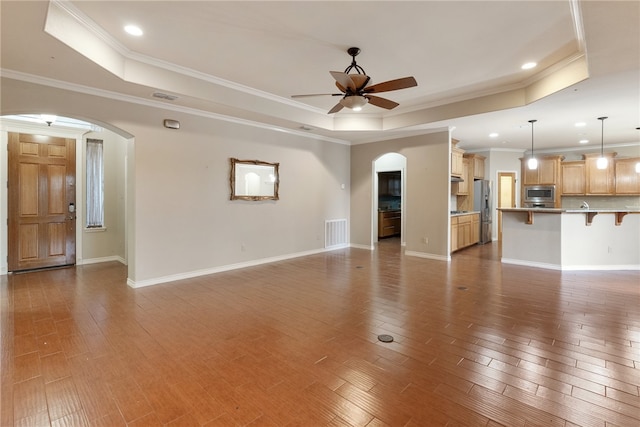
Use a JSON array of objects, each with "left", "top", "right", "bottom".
[{"left": 1, "top": 69, "right": 350, "bottom": 145}]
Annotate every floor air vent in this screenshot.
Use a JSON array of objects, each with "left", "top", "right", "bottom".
[{"left": 325, "top": 219, "right": 348, "bottom": 249}]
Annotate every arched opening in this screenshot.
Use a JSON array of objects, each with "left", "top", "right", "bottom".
[
  {"left": 0, "top": 114, "right": 131, "bottom": 275},
  {"left": 373, "top": 153, "right": 407, "bottom": 248}
]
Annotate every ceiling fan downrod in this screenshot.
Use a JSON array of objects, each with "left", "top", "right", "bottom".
[{"left": 344, "top": 47, "right": 366, "bottom": 75}]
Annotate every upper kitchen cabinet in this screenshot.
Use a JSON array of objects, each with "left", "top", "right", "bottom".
[
  {"left": 585, "top": 153, "right": 616, "bottom": 195},
  {"left": 378, "top": 171, "right": 401, "bottom": 196},
  {"left": 464, "top": 154, "right": 485, "bottom": 179},
  {"left": 451, "top": 139, "right": 464, "bottom": 178},
  {"left": 455, "top": 158, "right": 470, "bottom": 195},
  {"left": 614, "top": 157, "right": 640, "bottom": 195},
  {"left": 522, "top": 155, "right": 563, "bottom": 186},
  {"left": 560, "top": 161, "right": 586, "bottom": 195}
]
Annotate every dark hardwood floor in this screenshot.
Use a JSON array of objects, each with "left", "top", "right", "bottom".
[{"left": 1, "top": 239, "right": 639, "bottom": 426}]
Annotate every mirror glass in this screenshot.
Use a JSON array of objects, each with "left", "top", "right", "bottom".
[{"left": 230, "top": 158, "right": 279, "bottom": 200}]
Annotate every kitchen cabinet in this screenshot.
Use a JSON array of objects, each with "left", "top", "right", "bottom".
[
  {"left": 561, "top": 161, "right": 586, "bottom": 195},
  {"left": 455, "top": 158, "right": 470, "bottom": 195},
  {"left": 522, "top": 156, "right": 562, "bottom": 186},
  {"left": 451, "top": 213, "right": 480, "bottom": 252},
  {"left": 614, "top": 157, "right": 640, "bottom": 195},
  {"left": 379, "top": 171, "right": 401, "bottom": 196},
  {"left": 457, "top": 214, "right": 472, "bottom": 249},
  {"left": 585, "top": 153, "right": 616, "bottom": 195},
  {"left": 451, "top": 217, "right": 459, "bottom": 252},
  {"left": 465, "top": 154, "right": 486, "bottom": 179},
  {"left": 472, "top": 214, "right": 480, "bottom": 244},
  {"left": 451, "top": 139, "right": 464, "bottom": 178},
  {"left": 378, "top": 210, "right": 401, "bottom": 238}
]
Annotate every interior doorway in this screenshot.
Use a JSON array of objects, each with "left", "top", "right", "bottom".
[
  {"left": 1, "top": 116, "right": 129, "bottom": 275},
  {"left": 373, "top": 153, "right": 406, "bottom": 247},
  {"left": 497, "top": 171, "right": 517, "bottom": 242}
]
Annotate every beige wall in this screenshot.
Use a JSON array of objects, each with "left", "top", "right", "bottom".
[
  {"left": 80, "top": 129, "right": 127, "bottom": 263},
  {"left": 1, "top": 78, "right": 350, "bottom": 285},
  {"left": 350, "top": 130, "right": 452, "bottom": 258}
]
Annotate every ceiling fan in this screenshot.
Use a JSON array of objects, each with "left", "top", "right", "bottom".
[{"left": 292, "top": 47, "right": 418, "bottom": 114}]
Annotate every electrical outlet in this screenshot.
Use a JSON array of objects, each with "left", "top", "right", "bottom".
[
  {"left": 422, "top": 237, "right": 428, "bottom": 244},
  {"left": 241, "top": 244, "right": 246, "bottom": 252},
  {"left": 608, "top": 246, "right": 613, "bottom": 253}
]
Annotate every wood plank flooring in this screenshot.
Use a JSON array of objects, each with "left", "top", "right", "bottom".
[{"left": 1, "top": 239, "right": 639, "bottom": 426}]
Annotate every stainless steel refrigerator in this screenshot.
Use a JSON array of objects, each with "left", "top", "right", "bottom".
[{"left": 473, "top": 180, "right": 492, "bottom": 244}]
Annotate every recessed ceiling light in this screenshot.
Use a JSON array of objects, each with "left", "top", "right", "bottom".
[
  {"left": 489, "top": 132, "right": 499, "bottom": 138},
  {"left": 521, "top": 62, "right": 537, "bottom": 70},
  {"left": 575, "top": 122, "right": 586, "bottom": 127},
  {"left": 579, "top": 139, "right": 589, "bottom": 144},
  {"left": 124, "top": 25, "right": 143, "bottom": 36}
]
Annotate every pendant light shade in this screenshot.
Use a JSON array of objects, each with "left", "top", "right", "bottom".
[
  {"left": 527, "top": 119, "right": 538, "bottom": 170},
  {"left": 596, "top": 116, "right": 608, "bottom": 170}
]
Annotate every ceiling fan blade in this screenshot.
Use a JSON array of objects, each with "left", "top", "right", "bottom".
[
  {"left": 330, "top": 71, "right": 357, "bottom": 92},
  {"left": 292, "top": 93, "right": 342, "bottom": 98},
  {"left": 350, "top": 74, "right": 370, "bottom": 90},
  {"left": 363, "top": 76, "right": 417, "bottom": 94},
  {"left": 327, "top": 103, "right": 345, "bottom": 114},
  {"left": 365, "top": 95, "right": 399, "bottom": 110}
]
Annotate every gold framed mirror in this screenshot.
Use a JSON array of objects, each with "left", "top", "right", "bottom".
[{"left": 230, "top": 158, "right": 280, "bottom": 201}]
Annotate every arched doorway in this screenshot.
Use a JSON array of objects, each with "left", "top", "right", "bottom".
[
  {"left": 373, "top": 153, "right": 407, "bottom": 248},
  {"left": 0, "top": 114, "right": 130, "bottom": 274}
]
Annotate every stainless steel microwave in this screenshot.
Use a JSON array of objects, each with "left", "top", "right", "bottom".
[{"left": 524, "top": 185, "right": 555, "bottom": 205}]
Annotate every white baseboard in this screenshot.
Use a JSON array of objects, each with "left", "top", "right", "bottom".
[
  {"left": 127, "top": 246, "right": 343, "bottom": 289},
  {"left": 350, "top": 243, "right": 374, "bottom": 250},
  {"left": 501, "top": 258, "right": 640, "bottom": 271},
  {"left": 78, "top": 255, "right": 127, "bottom": 266},
  {"left": 500, "top": 258, "right": 561, "bottom": 270},
  {"left": 405, "top": 250, "right": 450, "bottom": 261}
]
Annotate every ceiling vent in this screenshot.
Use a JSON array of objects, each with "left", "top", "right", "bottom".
[{"left": 152, "top": 92, "right": 178, "bottom": 101}]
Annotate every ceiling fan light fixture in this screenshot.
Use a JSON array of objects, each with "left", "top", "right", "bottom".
[{"left": 340, "top": 95, "right": 368, "bottom": 110}]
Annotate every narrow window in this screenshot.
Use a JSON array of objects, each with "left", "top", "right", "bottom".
[{"left": 86, "top": 138, "right": 104, "bottom": 228}]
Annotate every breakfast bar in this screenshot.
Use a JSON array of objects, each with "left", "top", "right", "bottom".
[{"left": 499, "top": 208, "right": 640, "bottom": 270}]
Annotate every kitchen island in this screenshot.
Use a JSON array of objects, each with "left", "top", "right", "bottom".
[{"left": 499, "top": 208, "right": 640, "bottom": 270}]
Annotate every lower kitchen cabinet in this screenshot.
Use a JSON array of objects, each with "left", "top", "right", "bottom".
[
  {"left": 451, "top": 213, "right": 480, "bottom": 252},
  {"left": 472, "top": 214, "right": 480, "bottom": 244},
  {"left": 378, "top": 210, "right": 401, "bottom": 238}
]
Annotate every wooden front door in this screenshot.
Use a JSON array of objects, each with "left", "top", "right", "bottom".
[{"left": 8, "top": 133, "right": 76, "bottom": 272}]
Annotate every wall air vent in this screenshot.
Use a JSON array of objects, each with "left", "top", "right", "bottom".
[{"left": 152, "top": 92, "right": 178, "bottom": 101}]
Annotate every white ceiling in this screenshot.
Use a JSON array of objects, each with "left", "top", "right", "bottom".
[{"left": 1, "top": 1, "right": 638, "bottom": 153}]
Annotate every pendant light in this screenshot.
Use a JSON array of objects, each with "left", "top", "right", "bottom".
[
  {"left": 596, "top": 116, "right": 608, "bottom": 170},
  {"left": 527, "top": 119, "right": 538, "bottom": 170}
]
